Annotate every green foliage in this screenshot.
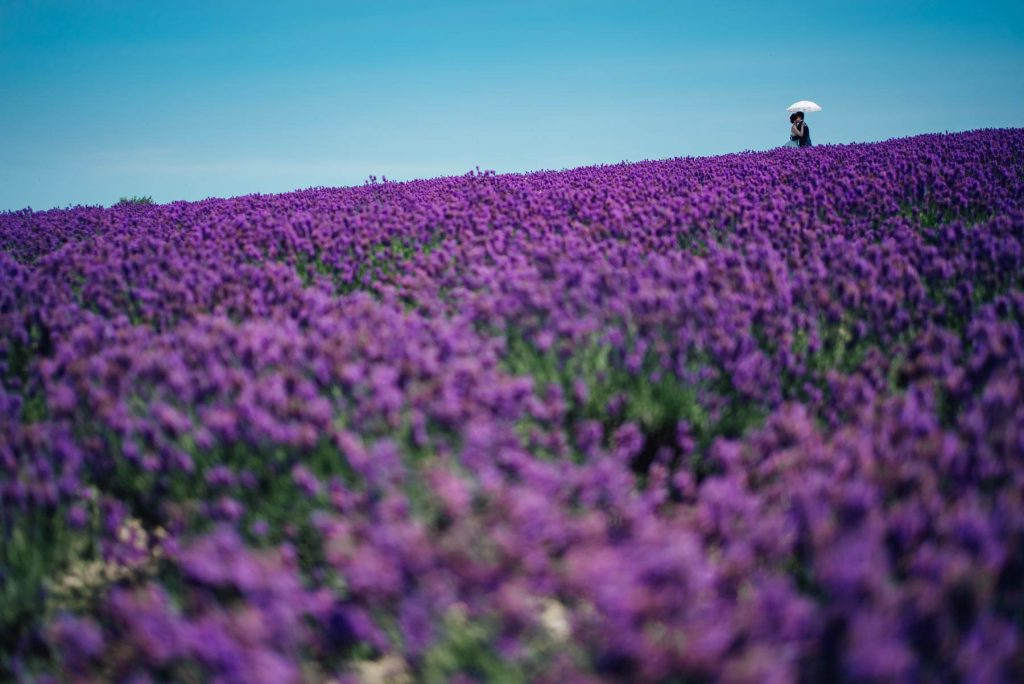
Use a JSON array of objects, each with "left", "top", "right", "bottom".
[
  {"left": 421, "top": 612, "right": 526, "bottom": 684},
  {"left": 898, "top": 200, "right": 993, "bottom": 230},
  {"left": 294, "top": 232, "right": 445, "bottom": 292},
  {"left": 503, "top": 332, "right": 766, "bottom": 482},
  {"left": 115, "top": 196, "right": 154, "bottom": 206},
  {"left": 0, "top": 508, "right": 85, "bottom": 672},
  {"left": 2, "top": 317, "right": 52, "bottom": 423}
]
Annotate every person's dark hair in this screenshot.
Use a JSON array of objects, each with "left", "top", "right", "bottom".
[{"left": 789, "top": 112, "right": 801, "bottom": 123}]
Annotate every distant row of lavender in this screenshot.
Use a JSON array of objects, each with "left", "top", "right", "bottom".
[{"left": 2, "top": 129, "right": 1023, "bottom": 682}]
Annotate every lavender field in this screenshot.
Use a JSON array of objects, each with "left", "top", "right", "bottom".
[{"left": 2, "top": 129, "right": 1024, "bottom": 682}]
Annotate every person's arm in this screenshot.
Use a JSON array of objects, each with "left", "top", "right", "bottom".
[{"left": 791, "top": 122, "right": 803, "bottom": 137}]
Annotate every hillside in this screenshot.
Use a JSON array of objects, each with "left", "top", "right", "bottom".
[{"left": 3, "top": 129, "right": 1024, "bottom": 681}]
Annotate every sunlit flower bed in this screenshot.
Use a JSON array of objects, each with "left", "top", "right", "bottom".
[{"left": 3, "top": 129, "right": 1023, "bottom": 682}]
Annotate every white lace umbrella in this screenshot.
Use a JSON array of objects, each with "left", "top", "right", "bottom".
[{"left": 787, "top": 100, "right": 822, "bottom": 113}]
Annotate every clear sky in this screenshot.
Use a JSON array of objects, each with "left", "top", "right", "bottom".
[{"left": 2, "top": 0, "right": 1023, "bottom": 211}]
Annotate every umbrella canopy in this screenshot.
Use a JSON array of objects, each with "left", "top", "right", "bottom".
[{"left": 787, "top": 100, "right": 822, "bottom": 113}]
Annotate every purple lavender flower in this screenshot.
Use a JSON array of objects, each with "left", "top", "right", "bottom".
[{"left": 5, "top": 129, "right": 1024, "bottom": 681}]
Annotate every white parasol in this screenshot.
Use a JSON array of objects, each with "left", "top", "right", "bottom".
[{"left": 787, "top": 100, "right": 822, "bottom": 113}]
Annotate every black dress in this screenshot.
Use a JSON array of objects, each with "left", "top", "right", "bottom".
[{"left": 799, "top": 124, "right": 812, "bottom": 147}]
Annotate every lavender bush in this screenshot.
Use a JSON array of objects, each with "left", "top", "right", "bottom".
[{"left": 2, "top": 129, "right": 1023, "bottom": 682}]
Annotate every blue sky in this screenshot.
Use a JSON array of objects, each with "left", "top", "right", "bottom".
[{"left": 2, "top": 0, "right": 1022, "bottom": 210}]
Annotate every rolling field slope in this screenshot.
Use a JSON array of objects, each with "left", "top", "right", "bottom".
[{"left": 3, "top": 129, "right": 1024, "bottom": 681}]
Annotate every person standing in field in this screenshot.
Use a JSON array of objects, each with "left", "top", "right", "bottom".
[
  {"left": 788, "top": 112, "right": 805, "bottom": 147},
  {"left": 796, "top": 111, "right": 812, "bottom": 147},
  {"left": 785, "top": 112, "right": 813, "bottom": 148}
]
